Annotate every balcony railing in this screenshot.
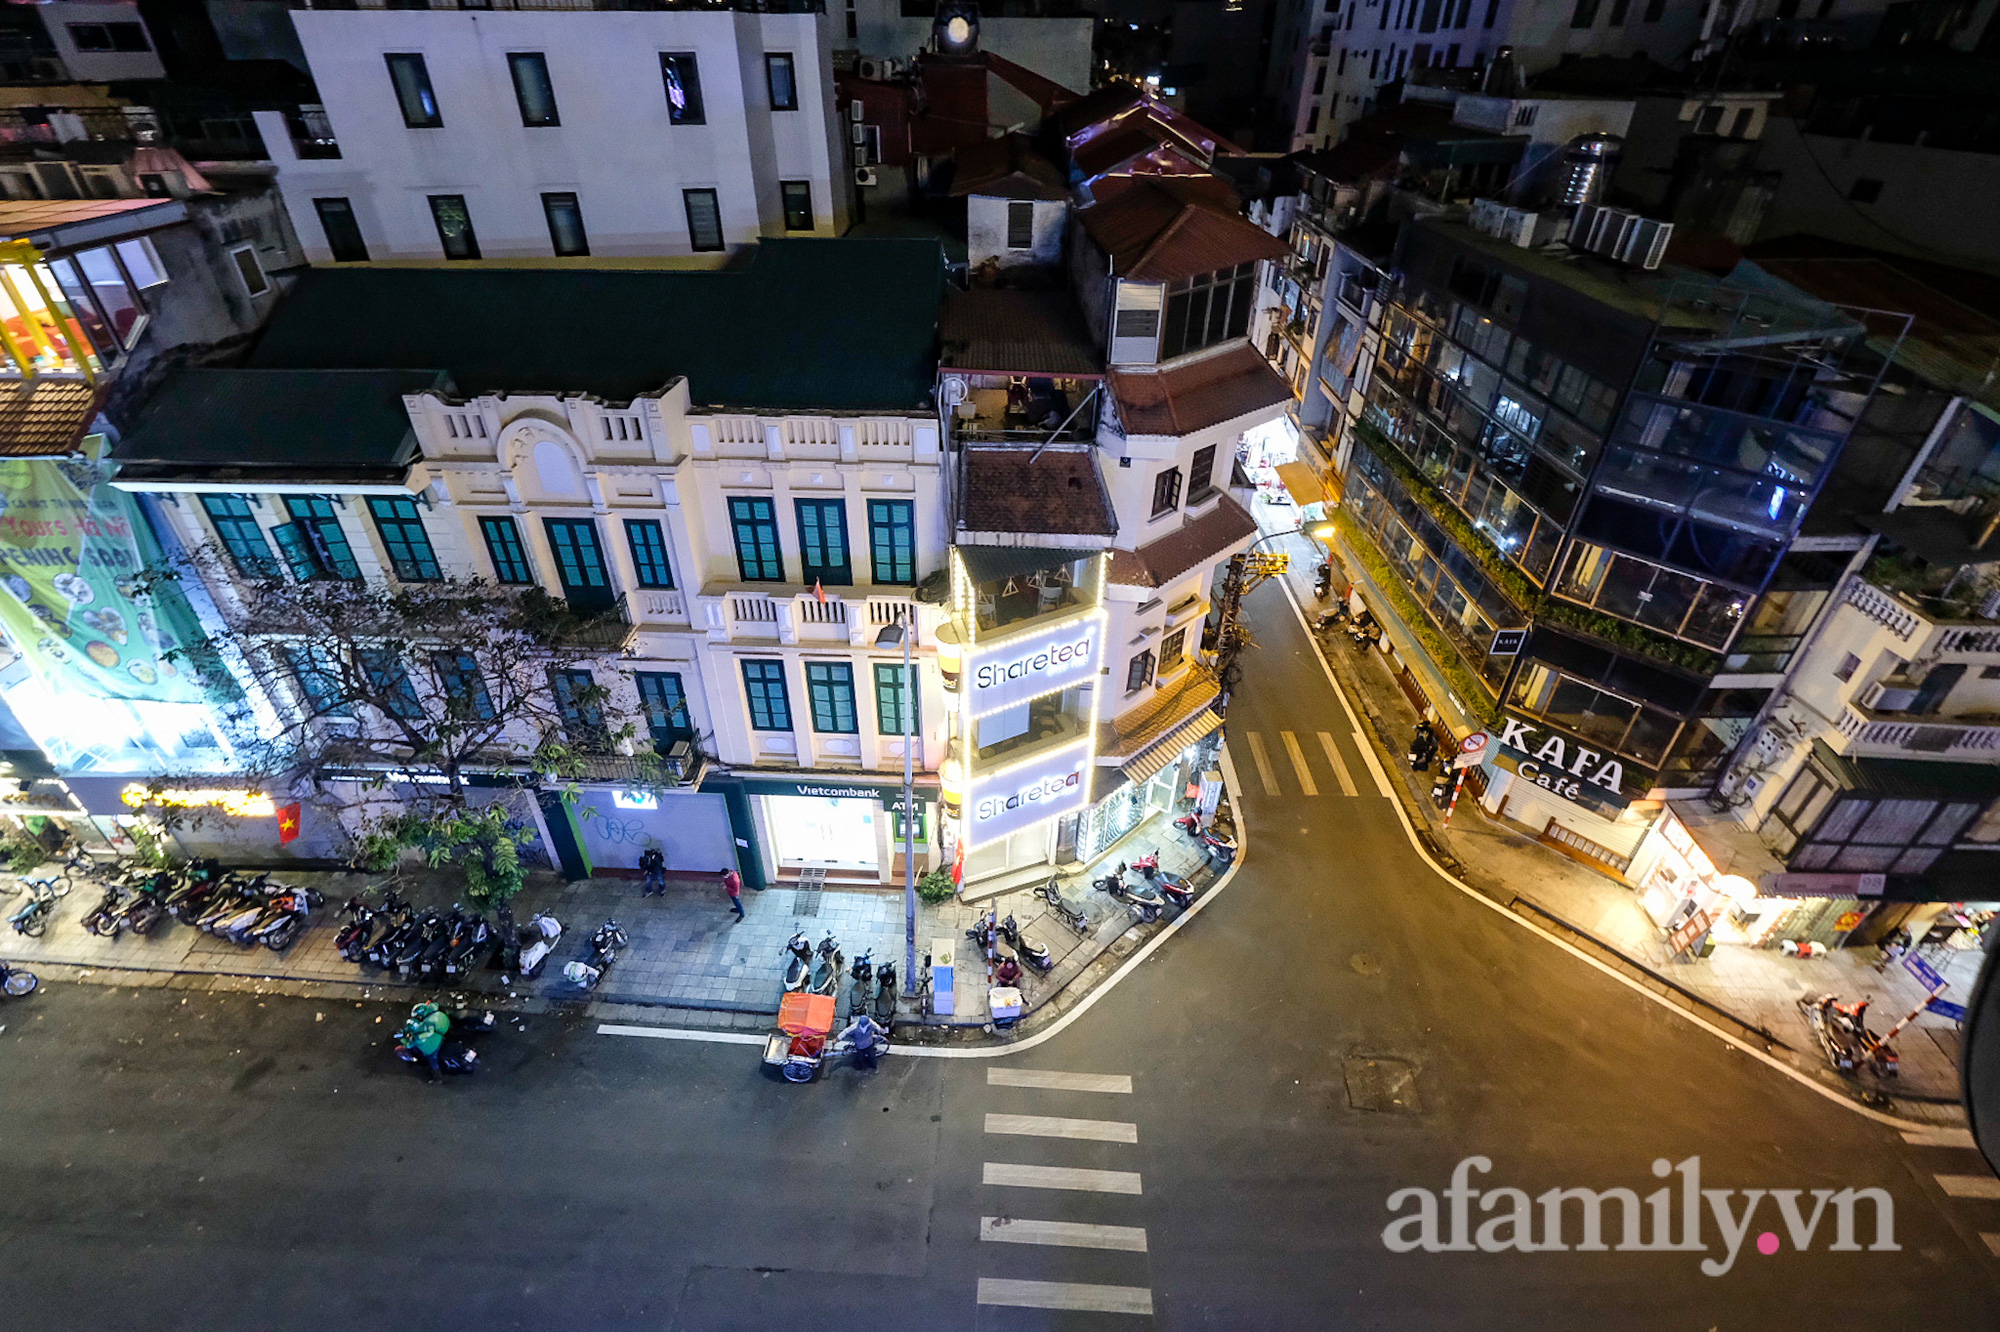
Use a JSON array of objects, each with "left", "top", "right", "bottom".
[
  {"left": 1833, "top": 703, "right": 2000, "bottom": 759},
  {"left": 619, "top": 587, "right": 688, "bottom": 626}
]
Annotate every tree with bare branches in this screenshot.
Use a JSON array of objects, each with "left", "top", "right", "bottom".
[{"left": 137, "top": 554, "right": 652, "bottom": 951}]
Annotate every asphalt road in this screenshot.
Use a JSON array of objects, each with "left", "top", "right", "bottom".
[{"left": 2, "top": 580, "right": 1996, "bottom": 1331}]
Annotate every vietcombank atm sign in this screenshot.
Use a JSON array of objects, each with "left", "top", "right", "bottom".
[
  {"left": 963, "top": 614, "right": 1104, "bottom": 717},
  {"left": 962, "top": 739, "right": 1092, "bottom": 848}
]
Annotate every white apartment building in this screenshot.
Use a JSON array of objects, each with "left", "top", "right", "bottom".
[
  {"left": 109, "top": 238, "right": 951, "bottom": 888},
  {"left": 1268, "top": 0, "right": 1704, "bottom": 149},
  {"left": 256, "top": 3, "right": 849, "bottom": 265}
]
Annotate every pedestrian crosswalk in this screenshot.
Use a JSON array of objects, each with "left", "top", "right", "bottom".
[
  {"left": 1235, "top": 729, "right": 1391, "bottom": 800},
  {"left": 976, "top": 1064, "right": 1156, "bottom": 1318},
  {"left": 1905, "top": 1128, "right": 2000, "bottom": 1260}
]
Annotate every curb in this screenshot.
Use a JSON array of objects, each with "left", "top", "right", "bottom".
[{"left": 1269, "top": 569, "right": 1959, "bottom": 1132}]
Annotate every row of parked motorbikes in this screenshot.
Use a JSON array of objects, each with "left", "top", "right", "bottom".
[
  {"left": 780, "top": 930, "right": 902, "bottom": 1021},
  {"left": 333, "top": 890, "right": 628, "bottom": 991},
  {"left": 65, "top": 858, "right": 325, "bottom": 951}
]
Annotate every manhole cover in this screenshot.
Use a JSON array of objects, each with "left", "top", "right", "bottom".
[
  {"left": 1343, "top": 1055, "right": 1420, "bottom": 1115},
  {"left": 1348, "top": 953, "right": 1380, "bottom": 975}
]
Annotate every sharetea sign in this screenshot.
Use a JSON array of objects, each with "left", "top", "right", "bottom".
[
  {"left": 964, "top": 616, "right": 1102, "bottom": 718},
  {"left": 962, "top": 739, "right": 1092, "bottom": 848}
]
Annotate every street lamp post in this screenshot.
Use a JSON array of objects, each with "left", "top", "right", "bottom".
[{"left": 875, "top": 616, "right": 918, "bottom": 993}]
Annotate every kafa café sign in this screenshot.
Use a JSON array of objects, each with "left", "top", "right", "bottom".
[
  {"left": 963, "top": 740, "right": 1092, "bottom": 848},
  {"left": 1489, "top": 714, "right": 1640, "bottom": 813},
  {"left": 965, "top": 616, "right": 1103, "bottom": 717}
]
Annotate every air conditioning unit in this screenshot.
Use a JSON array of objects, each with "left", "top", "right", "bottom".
[
  {"left": 855, "top": 166, "right": 878, "bottom": 187},
  {"left": 850, "top": 121, "right": 868, "bottom": 145},
  {"left": 1861, "top": 679, "right": 1922, "bottom": 712},
  {"left": 856, "top": 56, "right": 899, "bottom": 81},
  {"left": 1494, "top": 207, "right": 1537, "bottom": 248},
  {"left": 1617, "top": 217, "right": 1673, "bottom": 270},
  {"left": 1468, "top": 198, "right": 1504, "bottom": 236}
]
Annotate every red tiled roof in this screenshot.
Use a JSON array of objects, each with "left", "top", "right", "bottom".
[
  {"left": 1051, "top": 86, "right": 1145, "bottom": 139},
  {"left": 1109, "top": 344, "right": 1292, "bottom": 436},
  {"left": 1107, "top": 494, "right": 1259, "bottom": 588},
  {"left": 949, "top": 132, "right": 1067, "bottom": 200},
  {"left": 1079, "top": 180, "right": 1286, "bottom": 281},
  {"left": 960, "top": 445, "right": 1117, "bottom": 537}
]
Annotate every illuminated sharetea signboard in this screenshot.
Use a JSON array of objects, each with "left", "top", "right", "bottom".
[
  {"left": 964, "top": 615, "right": 1103, "bottom": 717},
  {"left": 963, "top": 739, "right": 1092, "bottom": 848}
]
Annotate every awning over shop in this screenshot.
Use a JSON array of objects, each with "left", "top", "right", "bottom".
[
  {"left": 1098, "top": 663, "right": 1224, "bottom": 785},
  {"left": 1276, "top": 460, "right": 1326, "bottom": 508},
  {"left": 1123, "top": 704, "right": 1222, "bottom": 783}
]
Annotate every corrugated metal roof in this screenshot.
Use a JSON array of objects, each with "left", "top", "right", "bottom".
[{"left": 0, "top": 198, "right": 178, "bottom": 240}]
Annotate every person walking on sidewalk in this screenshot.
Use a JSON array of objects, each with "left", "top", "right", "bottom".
[
  {"left": 639, "top": 846, "right": 666, "bottom": 897},
  {"left": 723, "top": 867, "right": 745, "bottom": 920}
]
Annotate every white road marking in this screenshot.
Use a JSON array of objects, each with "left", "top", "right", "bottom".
[
  {"left": 1353, "top": 729, "right": 1394, "bottom": 797},
  {"left": 1982, "top": 1233, "right": 2000, "bottom": 1259},
  {"left": 1902, "top": 1128, "right": 1978, "bottom": 1149},
  {"left": 1269, "top": 567, "right": 1937, "bottom": 1133},
  {"left": 1280, "top": 730, "right": 1318, "bottom": 796},
  {"left": 597, "top": 1024, "right": 764, "bottom": 1046},
  {"left": 1245, "top": 731, "right": 1280, "bottom": 795},
  {"left": 977, "top": 1278, "right": 1153, "bottom": 1315},
  {"left": 980, "top": 1216, "right": 1149, "bottom": 1251},
  {"left": 985, "top": 1112, "right": 1138, "bottom": 1143},
  {"left": 984, "top": 1162, "right": 1143, "bottom": 1194},
  {"left": 1318, "top": 729, "right": 1360, "bottom": 797},
  {"left": 1938, "top": 1174, "right": 2000, "bottom": 1199},
  {"left": 987, "top": 1068, "right": 1132, "bottom": 1094}
]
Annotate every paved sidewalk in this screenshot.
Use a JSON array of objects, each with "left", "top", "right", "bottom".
[
  {"left": 1254, "top": 496, "right": 1976, "bottom": 1114},
  {"left": 0, "top": 807, "right": 1227, "bottom": 1032}
]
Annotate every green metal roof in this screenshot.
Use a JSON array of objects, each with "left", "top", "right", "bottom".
[
  {"left": 245, "top": 238, "right": 947, "bottom": 411},
  {"left": 110, "top": 369, "right": 440, "bottom": 477}
]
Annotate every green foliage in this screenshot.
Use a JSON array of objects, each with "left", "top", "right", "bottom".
[
  {"left": 356, "top": 803, "right": 529, "bottom": 911},
  {"left": 1329, "top": 508, "right": 1502, "bottom": 726},
  {"left": 122, "top": 823, "right": 172, "bottom": 869},
  {"left": 1350, "top": 421, "right": 1720, "bottom": 676},
  {"left": 917, "top": 866, "right": 956, "bottom": 904},
  {"left": 0, "top": 825, "right": 44, "bottom": 871}
]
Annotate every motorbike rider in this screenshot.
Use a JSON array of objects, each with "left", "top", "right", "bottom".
[
  {"left": 402, "top": 1002, "right": 451, "bottom": 1082},
  {"left": 836, "top": 1011, "right": 887, "bottom": 1069}
]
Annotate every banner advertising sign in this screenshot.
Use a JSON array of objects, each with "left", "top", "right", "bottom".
[
  {"left": 0, "top": 456, "right": 221, "bottom": 706},
  {"left": 962, "top": 739, "right": 1092, "bottom": 848},
  {"left": 963, "top": 614, "right": 1103, "bottom": 718}
]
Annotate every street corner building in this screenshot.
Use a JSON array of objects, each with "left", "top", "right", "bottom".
[{"left": 97, "top": 236, "right": 953, "bottom": 881}]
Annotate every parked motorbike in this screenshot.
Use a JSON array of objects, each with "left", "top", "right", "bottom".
[
  {"left": 999, "top": 913, "right": 1054, "bottom": 972},
  {"left": 1152, "top": 870, "right": 1195, "bottom": 911},
  {"left": 965, "top": 908, "right": 998, "bottom": 958},
  {"left": 849, "top": 950, "right": 875, "bottom": 1014},
  {"left": 808, "top": 931, "right": 844, "bottom": 997},
  {"left": 1034, "top": 878, "right": 1091, "bottom": 935},
  {"left": 1313, "top": 561, "right": 1332, "bottom": 600},
  {"left": 873, "top": 959, "right": 898, "bottom": 1023},
  {"left": 1408, "top": 724, "right": 1439, "bottom": 772},
  {"left": 782, "top": 929, "right": 814, "bottom": 992},
  {"left": 81, "top": 882, "right": 131, "bottom": 938},
  {"left": 1800, "top": 993, "right": 1899, "bottom": 1077},
  {"left": 8, "top": 879, "right": 67, "bottom": 937},
  {"left": 516, "top": 911, "right": 563, "bottom": 978},
  {"left": 412, "top": 907, "right": 463, "bottom": 978},
  {"left": 1172, "top": 813, "right": 1237, "bottom": 863},
  {"left": 334, "top": 892, "right": 391, "bottom": 962},
  {"left": 1430, "top": 769, "right": 1456, "bottom": 811},
  {"left": 1346, "top": 611, "right": 1380, "bottom": 647},
  {"left": 1128, "top": 849, "right": 1161, "bottom": 878},
  {"left": 245, "top": 887, "right": 322, "bottom": 952},
  {"left": 365, "top": 898, "right": 421, "bottom": 968},
  {"left": 1094, "top": 863, "right": 1164, "bottom": 923},
  {"left": 442, "top": 913, "right": 493, "bottom": 978},
  {"left": 0, "top": 959, "right": 36, "bottom": 998},
  {"left": 119, "top": 871, "right": 173, "bottom": 936}
]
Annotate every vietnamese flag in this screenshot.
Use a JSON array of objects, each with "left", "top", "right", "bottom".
[
  {"left": 277, "top": 802, "right": 302, "bottom": 844},
  {"left": 812, "top": 578, "right": 827, "bottom": 604},
  {"left": 950, "top": 837, "right": 965, "bottom": 886}
]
